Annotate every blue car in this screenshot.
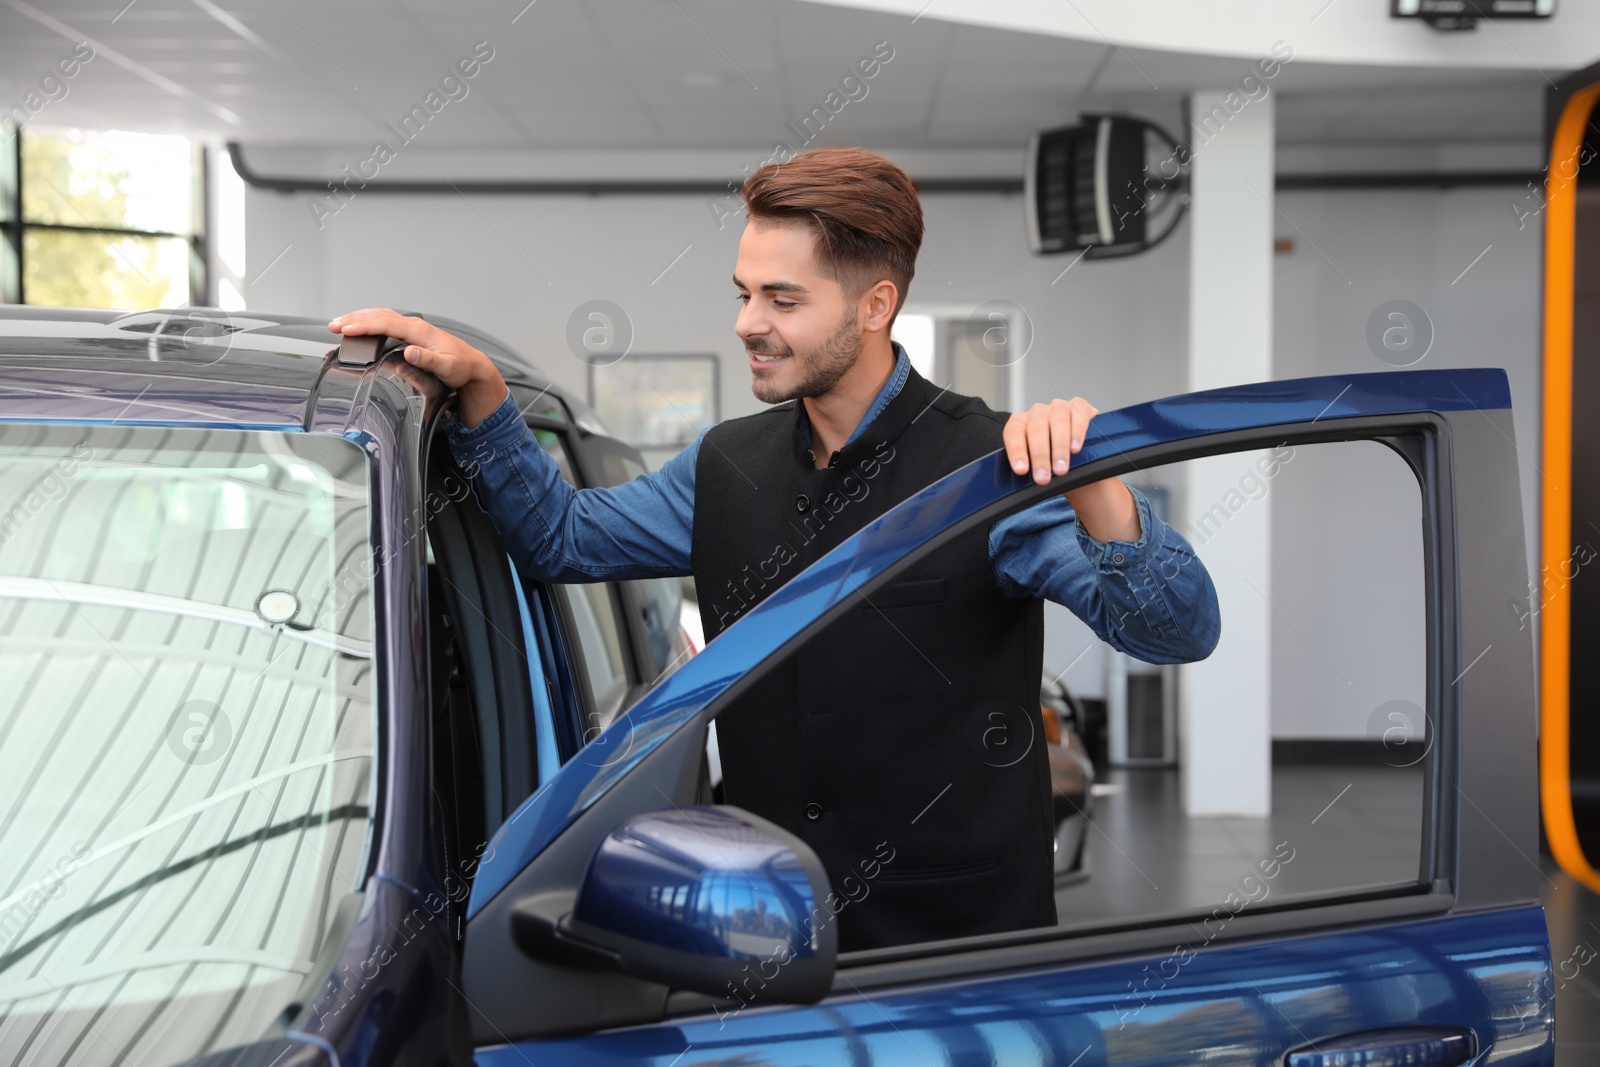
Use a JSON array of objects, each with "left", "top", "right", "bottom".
[{"left": 0, "top": 307, "right": 1552, "bottom": 1067}]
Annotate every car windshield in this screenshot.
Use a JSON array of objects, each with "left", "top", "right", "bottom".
[{"left": 0, "top": 422, "right": 375, "bottom": 1066}]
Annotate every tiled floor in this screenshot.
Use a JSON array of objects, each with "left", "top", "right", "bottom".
[
  {"left": 1056, "top": 761, "right": 1425, "bottom": 926},
  {"left": 1057, "top": 762, "right": 1599, "bottom": 1062}
]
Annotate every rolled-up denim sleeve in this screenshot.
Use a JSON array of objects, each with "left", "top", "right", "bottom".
[
  {"left": 989, "top": 484, "right": 1220, "bottom": 664},
  {"left": 442, "top": 390, "right": 696, "bottom": 582}
]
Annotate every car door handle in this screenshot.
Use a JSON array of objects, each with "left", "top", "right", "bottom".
[{"left": 1284, "top": 1027, "right": 1476, "bottom": 1067}]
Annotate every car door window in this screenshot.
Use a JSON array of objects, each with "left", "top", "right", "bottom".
[
  {"left": 558, "top": 430, "right": 688, "bottom": 684},
  {"left": 522, "top": 428, "right": 646, "bottom": 734},
  {"left": 628, "top": 573, "right": 684, "bottom": 681},
  {"left": 1049, "top": 439, "right": 1428, "bottom": 926},
  {"left": 551, "top": 580, "right": 630, "bottom": 732},
  {"left": 642, "top": 437, "right": 1434, "bottom": 949},
  {"left": 532, "top": 424, "right": 579, "bottom": 484}
]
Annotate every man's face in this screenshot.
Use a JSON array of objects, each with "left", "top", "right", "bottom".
[{"left": 733, "top": 220, "right": 863, "bottom": 404}]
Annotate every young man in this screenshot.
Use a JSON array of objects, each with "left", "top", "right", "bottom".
[{"left": 330, "top": 146, "right": 1219, "bottom": 953}]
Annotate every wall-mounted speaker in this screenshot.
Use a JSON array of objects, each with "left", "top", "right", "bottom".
[{"left": 1024, "top": 113, "right": 1187, "bottom": 260}]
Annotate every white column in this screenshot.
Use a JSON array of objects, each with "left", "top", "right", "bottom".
[{"left": 1180, "top": 89, "right": 1275, "bottom": 817}]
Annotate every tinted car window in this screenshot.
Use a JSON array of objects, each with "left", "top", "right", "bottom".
[
  {"left": 553, "top": 581, "right": 630, "bottom": 731},
  {"left": 531, "top": 432, "right": 634, "bottom": 732},
  {"left": 594, "top": 449, "right": 646, "bottom": 489},
  {"left": 571, "top": 438, "right": 686, "bottom": 681},
  {"left": 630, "top": 574, "right": 681, "bottom": 677},
  {"left": 534, "top": 426, "right": 577, "bottom": 482},
  {"left": 0, "top": 424, "right": 374, "bottom": 1065}
]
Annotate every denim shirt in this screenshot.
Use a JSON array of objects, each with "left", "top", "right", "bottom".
[{"left": 444, "top": 342, "right": 1220, "bottom": 664}]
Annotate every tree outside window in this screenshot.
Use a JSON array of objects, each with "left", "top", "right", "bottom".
[{"left": 1, "top": 125, "right": 205, "bottom": 309}]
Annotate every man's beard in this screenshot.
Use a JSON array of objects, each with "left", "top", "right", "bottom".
[{"left": 750, "top": 309, "right": 862, "bottom": 405}]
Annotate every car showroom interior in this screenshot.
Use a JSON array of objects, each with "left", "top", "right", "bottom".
[{"left": 0, "top": 1, "right": 1597, "bottom": 1065}]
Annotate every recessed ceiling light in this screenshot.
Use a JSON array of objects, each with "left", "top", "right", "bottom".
[{"left": 683, "top": 72, "right": 723, "bottom": 88}]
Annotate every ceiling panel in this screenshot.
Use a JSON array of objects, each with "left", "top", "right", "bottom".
[{"left": 0, "top": 0, "right": 1551, "bottom": 155}]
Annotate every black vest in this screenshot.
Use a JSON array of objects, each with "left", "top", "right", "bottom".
[{"left": 692, "top": 363, "right": 1056, "bottom": 952}]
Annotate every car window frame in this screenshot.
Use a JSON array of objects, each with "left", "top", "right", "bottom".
[
  {"left": 542, "top": 576, "right": 633, "bottom": 742},
  {"left": 457, "top": 410, "right": 1499, "bottom": 1043},
  {"left": 424, "top": 394, "right": 642, "bottom": 783},
  {"left": 421, "top": 430, "right": 542, "bottom": 849},
  {"left": 653, "top": 415, "right": 1460, "bottom": 996}
]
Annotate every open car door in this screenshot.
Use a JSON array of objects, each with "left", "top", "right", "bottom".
[{"left": 459, "top": 367, "right": 1552, "bottom": 1066}]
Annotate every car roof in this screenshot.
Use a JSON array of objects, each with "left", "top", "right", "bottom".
[{"left": 0, "top": 305, "right": 600, "bottom": 432}]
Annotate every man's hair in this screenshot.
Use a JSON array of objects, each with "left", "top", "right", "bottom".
[{"left": 740, "top": 147, "right": 923, "bottom": 327}]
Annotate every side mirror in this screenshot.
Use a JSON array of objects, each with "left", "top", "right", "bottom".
[{"left": 511, "top": 806, "right": 837, "bottom": 1003}]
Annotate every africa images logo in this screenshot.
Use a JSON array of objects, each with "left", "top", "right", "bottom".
[{"left": 165, "top": 700, "right": 233, "bottom": 766}]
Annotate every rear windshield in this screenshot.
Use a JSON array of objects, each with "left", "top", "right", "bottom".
[{"left": 0, "top": 423, "right": 375, "bottom": 1065}]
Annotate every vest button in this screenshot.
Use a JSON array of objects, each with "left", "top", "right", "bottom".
[
  {"left": 795, "top": 494, "right": 811, "bottom": 513},
  {"left": 804, "top": 802, "right": 823, "bottom": 821}
]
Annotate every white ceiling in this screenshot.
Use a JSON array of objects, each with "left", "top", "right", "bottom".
[
  {"left": 0, "top": 0, "right": 1551, "bottom": 155},
  {"left": 810, "top": 0, "right": 1599, "bottom": 73}
]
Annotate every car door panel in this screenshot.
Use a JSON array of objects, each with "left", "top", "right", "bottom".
[
  {"left": 461, "top": 368, "right": 1551, "bottom": 1061},
  {"left": 477, "top": 904, "right": 1547, "bottom": 1066}
]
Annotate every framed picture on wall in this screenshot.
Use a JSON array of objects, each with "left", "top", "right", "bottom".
[{"left": 587, "top": 354, "right": 720, "bottom": 470}]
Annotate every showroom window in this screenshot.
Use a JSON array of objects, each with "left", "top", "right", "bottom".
[{"left": 0, "top": 125, "right": 208, "bottom": 308}]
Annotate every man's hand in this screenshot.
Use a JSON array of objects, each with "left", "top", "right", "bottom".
[
  {"left": 1003, "top": 396, "right": 1140, "bottom": 543},
  {"left": 1002, "top": 396, "right": 1098, "bottom": 485},
  {"left": 328, "top": 308, "right": 509, "bottom": 429}
]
